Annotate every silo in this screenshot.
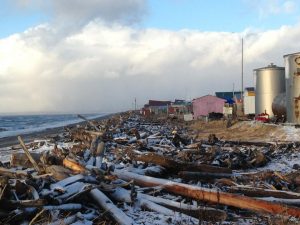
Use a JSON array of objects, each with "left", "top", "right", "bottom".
[
  {"left": 272, "top": 93, "right": 286, "bottom": 119},
  {"left": 284, "top": 52, "right": 300, "bottom": 123},
  {"left": 254, "top": 63, "right": 285, "bottom": 118}
]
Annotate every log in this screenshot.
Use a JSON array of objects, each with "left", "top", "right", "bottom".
[
  {"left": 130, "top": 152, "right": 232, "bottom": 174},
  {"left": 18, "top": 136, "right": 41, "bottom": 173},
  {"left": 10, "top": 152, "right": 41, "bottom": 168},
  {"left": 89, "top": 188, "right": 133, "bottom": 225},
  {"left": 178, "top": 171, "right": 233, "bottom": 180},
  {"left": 140, "top": 192, "right": 226, "bottom": 221},
  {"left": 229, "top": 186, "right": 300, "bottom": 199},
  {"left": 50, "top": 174, "right": 85, "bottom": 190},
  {"left": 95, "top": 141, "right": 105, "bottom": 168},
  {"left": 0, "top": 167, "right": 29, "bottom": 179},
  {"left": 77, "top": 114, "right": 100, "bottom": 131},
  {"left": 258, "top": 197, "right": 300, "bottom": 206},
  {"left": 0, "top": 199, "right": 46, "bottom": 208},
  {"left": 45, "top": 165, "right": 71, "bottom": 181},
  {"left": 109, "top": 187, "right": 179, "bottom": 216},
  {"left": 63, "top": 157, "right": 86, "bottom": 173},
  {"left": 113, "top": 170, "right": 300, "bottom": 218},
  {"left": 110, "top": 187, "right": 226, "bottom": 221}
]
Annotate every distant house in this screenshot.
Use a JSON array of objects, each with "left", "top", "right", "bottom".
[
  {"left": 168, "top": 99, "right": 192, "bottom": 115},
  {"left": 144, "top": 100, "right": 171, "bottom": 115},
  {"left": 192, "top": 95, "right": 226, "bottom": 118},
  {"left": 244, "top": 87, "right": 255, "bottom": 115},
  {"left": 215, "top": 91, "right": 242, "bottom": 101}
]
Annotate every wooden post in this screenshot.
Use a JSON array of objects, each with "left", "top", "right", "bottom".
[{"left": 18, "top": 136, "right": 41, "bottom": 174}]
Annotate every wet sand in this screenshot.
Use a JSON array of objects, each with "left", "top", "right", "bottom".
[{"left": 0, "top": 113, "right": 114, "bottom": 149}]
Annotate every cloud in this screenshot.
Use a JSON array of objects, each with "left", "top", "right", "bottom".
[
  {"left": 11, "top": 0, "right": 147, "bottom": 27},
  {"left": 1, "top": 21, "right": 300, "bottom": 113},
  {"left": 245, "top": 0, "right": 298, "bottom": 18}
]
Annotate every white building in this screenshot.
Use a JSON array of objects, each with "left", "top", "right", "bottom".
[{"left": 244, "top": 87, "right": 255, "bottom": 115}]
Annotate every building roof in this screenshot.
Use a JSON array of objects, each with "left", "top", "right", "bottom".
[
  {"left": 253, "top": 63, "right": 284, "bottom": 71},
  {"left": 245, "top": 87, "right": 255, "bottom": 92},
  {"left": 148, "top": 100, "right": 171, "bottom": 106},
  {"left": 215, "top": 91, "right": 242, "bottom": 100},
  {"left": 193, "top": 94, "right": 225, "bottom": 101}
]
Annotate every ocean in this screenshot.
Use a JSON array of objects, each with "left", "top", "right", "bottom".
[{"left": 0, "top": 113, "right": 106, "bottom": 138}]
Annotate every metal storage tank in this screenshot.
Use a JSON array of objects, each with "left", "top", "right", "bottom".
[
  {"left": 284, "top": 52, "right": 300, "bottom": 123},
  {"left": 272, "top": 93, "right": 286, "bottom": 119},
  {"left": 254, "top": 63, "right": 285, "bottom": 118}
]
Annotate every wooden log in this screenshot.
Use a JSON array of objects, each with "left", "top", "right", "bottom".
[
  {"left": 178, "top": 171, "right": 233, "bottom": 180},
  {"left": 113, "top": 170, "right": 300, "bottom": 218},
  {"left": 63, "top": 157, "right": 86, "bottom": 173},
  {"left": 0, "top": 199, "right": 46, "bottom": 208},
  {"left": 0, "top": 167, "right": 29, "bottom": 179},
  {"left": 45, "top": 165, "right": 71, "bottom": 181},
  {"left": 140, "top": 192, "right": 226, "bottom": 221},
  {"left": 89, "top": 188, "right": 133, "bottom": 225},
  {"left": 229, "top": 186, "right": 300, "bottom": 199},
  {"left": 18, "top": 136, "right": 41, "bottom": 173},
  {"left": 130, "top": 152, "right": 232, "bottom": 174},
  {"left": 109, "top": 187, "right": 179, "bottom": 216},
  {"left": 50, "top": 174, "right": 85, "bottom": 190},
  {"left": 258, "top": 197, "right": 300, "bottom": 206},
  {"left": 110, "top": 187, "right": 226, "bottom": 221},
  {"left": 10, "top": 152, "right": 41, "bottom": 168},
  {"left": 77, "top": 114, "right": 100, "bottom": 131},
  {"left": 95, "top": 141, "right": 105, "bottom": 168}
]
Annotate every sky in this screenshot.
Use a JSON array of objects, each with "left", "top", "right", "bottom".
[{"left": 0, "top": 0, "right": 300, "bottom": 114}]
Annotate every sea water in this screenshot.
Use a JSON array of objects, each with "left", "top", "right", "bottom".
[{"left": 0, "top": 113, "right": 106, "bottom": 138}]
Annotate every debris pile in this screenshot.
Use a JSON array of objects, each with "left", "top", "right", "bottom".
[{"left": 0, "top": 113, "right": 300, "bottom": 224}]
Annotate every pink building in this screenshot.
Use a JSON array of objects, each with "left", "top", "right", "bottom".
[{"left": 192, "top": 95, "right": 226, "bottom": 118}]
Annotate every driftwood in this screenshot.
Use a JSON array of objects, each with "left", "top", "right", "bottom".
[
  {"left": 114, "top": 170, "right": 300, "bottom": 218},
  {"left": 10, "top": 152, "right": 41, "bottom": 168},
  {"left": 109, "top": 187, "right": 181, "bottom": 217},
  {"left": 0, "top": 167, "right": 29, "bottom": 179},
  {"left": 95, "top": 141, "right": 105, "bottom": 168},
  {"left": 140, "top": 192, "right": 226, "bottom": 220},
  {"left": 178, "top": 171, "right": 233, "bottom": 180},
  {"left": 129, "top": 152, "right": 232, "bottom": 174},
  {"left": 50, "top": 174, "right": 85, "bottom": 190},
  {"left": 110, "top": 187, "right": 226, "bottom": 221},
  {"left": 89, "top": 188, "right": 133, "bottom": 225},
  {"left": 63, "top": 157, "right": 86, "bottom": 173},
  {"left": 45, "top": 165, "right": 71, "bottom": 181},
  {"left": 0, "top": 199, "right": 46, "bottom": 209},
  {"left": 18, "top": 136, "right": 42, "bottom": 173},
  {"left": 78, "top": 114, "right": 100, "bottom": 131},
  {"left": 229, "top": 186, "right": 300, "bottom": 199}
]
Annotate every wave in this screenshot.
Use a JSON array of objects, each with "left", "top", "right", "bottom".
[{"left": 0, "top": 113, "right": 107, "bottom": 138}]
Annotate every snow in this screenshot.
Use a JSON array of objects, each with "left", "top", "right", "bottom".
[{"left": 256, "top": 151, "right": 300, "bottom": 173}]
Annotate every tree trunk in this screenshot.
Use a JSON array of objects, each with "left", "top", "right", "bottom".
[
  {"left": 129, "top": 152, "right": 232, "bottom": 174},
  {"left": 89, "top": 188, "right": 133, "bottom": 225},
  {"left": 113, "top": 170, "right": 300, "bottom": 218}
]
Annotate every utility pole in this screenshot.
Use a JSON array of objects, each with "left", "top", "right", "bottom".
[
  {"left": 134, "top": 98, "right": 137, "bottom": 111},
  {"left": 233, "top": 83, "right": 235, "bottom": 96},
  {"left": 241, "top": 37, "right": 244, "bottom": 113},
  {"left": 241, "top": 38, "right": 244, "bottom": 99}
]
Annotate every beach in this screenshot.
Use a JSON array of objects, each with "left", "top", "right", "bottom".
[
  {"left": 0, "top": 113, "right": 114, "bottom": 149},
  {"left": 0, "top": 113, "right": 299, "bottom": 224}
]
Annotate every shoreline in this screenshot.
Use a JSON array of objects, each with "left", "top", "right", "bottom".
[{"left": 0, "top": 113, "right": 115, "bottom": 149}]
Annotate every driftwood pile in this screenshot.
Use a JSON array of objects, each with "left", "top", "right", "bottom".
[{"left": 0, "top": 112, "right": 300, "bottom": 224}]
